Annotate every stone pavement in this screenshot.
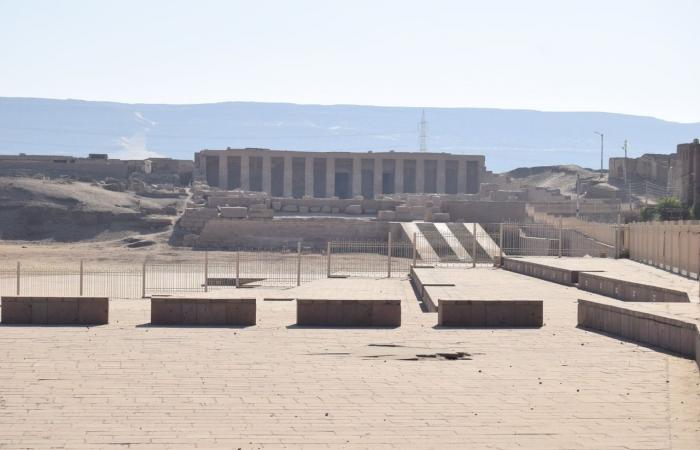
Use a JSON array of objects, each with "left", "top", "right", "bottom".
[{"left": 0, "top": 270, "right": 699, "bottom": 449}]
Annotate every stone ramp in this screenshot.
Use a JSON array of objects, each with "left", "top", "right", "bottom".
[
  {"left": 433, "top": 222, "right": 471, "bottom": 261},
  {"left": 400, "top": 222, "right": 439, "bottom": 262},
  {"left": 578, "top": 298, "right": 700, "bottom": 370},
  {"left": 454, "top": 222, "right": 503, "bottom": 260}
]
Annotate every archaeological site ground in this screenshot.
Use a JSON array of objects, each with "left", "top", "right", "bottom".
[{"left": 0, "top": 143, "right": 699, "bottom": 449}]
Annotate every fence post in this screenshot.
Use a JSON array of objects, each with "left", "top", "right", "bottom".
[
  {"left": 141, "top": 260, "right": 147, "bottom": 298},
  {"left": 387, "top": 231, "right": 392, "bottom": 278},
  {"left": 412, "top": 232, "right": 417, "bottom": 267},
  {"left": 499, "top": 222, "right": 504, "bottom": 266},
  {"left": 472, "top": 222, "right": 477, "bottom": 268},
  {"left": 296, "top": 241, "right": 302, "bottom": 286},
  {"left": 326, "top": 241, "right": 331, "bottom": 278},
  {"left": 558, "top": 216, "right": 563, "bottom": 258},
  {"left": 79, "top": 260, "right": 84, "bottom": 296},
  {"left": 204, "top": 251, "right": 209, "bottom": 293},
  {"left": 16, "top": 261, "right": 20, "bottom": 295},
  {"left": 235, "top": 251, "right": 240, "bottom": 288}
]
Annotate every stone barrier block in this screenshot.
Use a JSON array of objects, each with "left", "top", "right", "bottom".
[
  {"left": 1, "top": 296, "right": 108, "bottom": 325},
  {"left": 577, "top": 272, "right": 690, "bottom": 302},
  {"left": 296, "top": 299, "right": 401, "bottom": 327},
  {"left": 577, "top": 299, "right": 699, "bottom": 359},
  {"left": 345, "top": 204, "right": 363, "bottom": 215},
  {"left": 151, "top": 297, "right": 256, "bottom": 326},
  {"left": 438, "top": 300, "right": 543, "bottom": 327},
  {"left": 220, "top": 206, "right": 248, "bottom": 218}
]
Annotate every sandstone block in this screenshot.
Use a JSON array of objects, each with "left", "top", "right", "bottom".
[
  {"left": 345, "top": 205, "right": 363, "bottom": 215},
  {"left": 220, "top": 206, "right": 248, "bottom": 218}
]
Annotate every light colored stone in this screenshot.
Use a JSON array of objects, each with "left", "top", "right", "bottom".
[
  {"left": 377, "top": 210, "right": 395, "bottom": 221},
  {"left": 345, "top": 204, "right": 363, "bottom": 215},
  {"left": 219, "top": 206, "right": 248, "bottom": 218}
]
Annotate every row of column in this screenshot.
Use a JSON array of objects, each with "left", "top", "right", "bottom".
[{"left": 216, "top": 155, "right": 472, "bottom": 197}]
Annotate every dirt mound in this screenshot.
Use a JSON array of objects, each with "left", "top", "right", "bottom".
[
  {"left": 0, "top": 177, "right": 178, "bottom": 241},
  {"left": 505, "top": 165, "right": 602, "bottom": 194}
]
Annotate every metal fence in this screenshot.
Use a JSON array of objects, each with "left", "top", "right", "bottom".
[{"left": 0, "top": 221, "right": 620, "bottom": 298}]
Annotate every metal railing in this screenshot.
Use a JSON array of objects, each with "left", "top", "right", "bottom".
[{"left": 0, "top": 221, "right": 621, "bottom": 298}]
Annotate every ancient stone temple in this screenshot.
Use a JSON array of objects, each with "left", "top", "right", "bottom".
[{"left": 195, "top": 148, "right": 485, "bottom": 198}]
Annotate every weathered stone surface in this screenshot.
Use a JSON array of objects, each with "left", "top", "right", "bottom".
[
  {"left": 220, "top": 206, "right": 247, "bottom": 218},
  {"left": 377, "top": 210, "right": 396, "bottom": 221},
  {"left": 1, "top": 296, "right": 109, "bottom": 325},
  {"left": 438, "top": 299, "right": 543, "bottom": 327},
  {"left": 151, "top": 297, "right": 256, "bottom": 326},
  {"left": 431, "top": 212, "right": 450, "bottom": 222},
  {"left": 345, "top": 204, "right": 362, "bottom": 215},
  {"left": 296, "top": 299, "right": 400, "bottom": 327}
]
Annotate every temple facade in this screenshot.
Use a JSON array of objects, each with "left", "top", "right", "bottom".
[{"left": 196, "top": 148, "right": 485, "bottom": 198}]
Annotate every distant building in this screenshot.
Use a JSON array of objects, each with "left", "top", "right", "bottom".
[
  {"left": 0, "top": 153, "right": 142, "bottom": 179},
  {"left": 608, "top": 153, "right": 673, "bottom": 187},
  {"left": 195, "top": 148, "right": 485, "bottom": 199},
  {"left": 675, "top": 139, "right": 700, "bottom": 210}
]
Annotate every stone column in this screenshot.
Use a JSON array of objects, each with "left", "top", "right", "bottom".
[
  {"left": 373, "top": 158, "right": 383, "bottom": 197},
  {"left": 241, "top": 154, "right": 250, "bottom": 191},
  {"left": 262, "top": 154, "right": 272, "bottom": 195},
  {"left": 395, "top": 159, "right": 404, "bottom": 194},
  {"left": 304, "top": 157, "right": 314, "bottom": 197},
  {"left": 218, "top": 154, "right": 228, "bottom": 190},
  {"left": 283, "top": 156, "right": 293, "bottom": 197},
  {"left": 326, "top": 157, "right": 335, "bottom": 197},
  {"left": 352, "top": 158, "right": 362, "bottom": 197},
  {"left": 416, "top": 158, "right": 425, "bottom": 193},
  {"left": 437, "top": 158, "right": 446, "bottom": 194},
  {"left": 457, "top": 159, "right": 467, "bottom": 193}
]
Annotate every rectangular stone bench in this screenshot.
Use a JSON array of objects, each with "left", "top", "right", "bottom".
[
  {"left": 502, "top": 257, "right": 582, "bottom": 286},
  {"left": 296, "top": 299, "right": 401, "bottom": 327},
  {"left": 205, "top": 277, "right": 264, "bottom": 287},
  {"left": 578, "top": 299, "right": 699, "bottom": 365},
  {"left": 1, "top": 296, "right": 108, "bottom": 325},
  {"left": 577, "top": 272, "right": 689, "bottom": 302},
  {"left": 151, "top": 297, "right": 256, "bottom": 325},
  {"left": 438, "top": 299, "right": 543, "bottom": 327}
]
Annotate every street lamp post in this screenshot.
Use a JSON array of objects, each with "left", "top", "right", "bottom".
[{"left": 594, "top": 131, "right": 604, "bottom": 179}]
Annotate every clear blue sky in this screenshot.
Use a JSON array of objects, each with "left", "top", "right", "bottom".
[{"left": 1, "top": 0, "right": 698, "bottom": 122}]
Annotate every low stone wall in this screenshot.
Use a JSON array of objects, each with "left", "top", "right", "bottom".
[
  {"left": 577, "top": 299, "right": 698, "bottom": 362},
  {"left": 151, "top": 297, "right": 256, "bottom": 326},
  {"left": 441, "top": 200, "right": 527, "bottom": 223},
  {"left": 438, "top": 299, "right": 543, "bottom": 327},
  {"left": 198, "top": 218, "right": 402, "bottom": 250},
  {"left": 0, "top": 160, "right": 131, "bottom": 179},
  {"left": 1, "top": 296, "right": 109, "bottom": 325},
  {"left": 296, "top": 299, "right": 401, "bottom": 327},
  {"left": 502, "top": 257, "right": 580, "bottom": 286},
  {"left": 178, "top": 208, "right": 220, "bottom": 233},
  {"left": 577, "top": 272, "right": 690, "bottom": 302}
]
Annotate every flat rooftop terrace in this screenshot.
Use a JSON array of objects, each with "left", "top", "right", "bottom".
[{"left": 1, "top": 270, "right": 699, "bottom": 449}]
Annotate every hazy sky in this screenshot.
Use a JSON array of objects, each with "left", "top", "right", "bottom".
[{"left": 1, "top": 0, "right": 699, "bottom": 122}]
